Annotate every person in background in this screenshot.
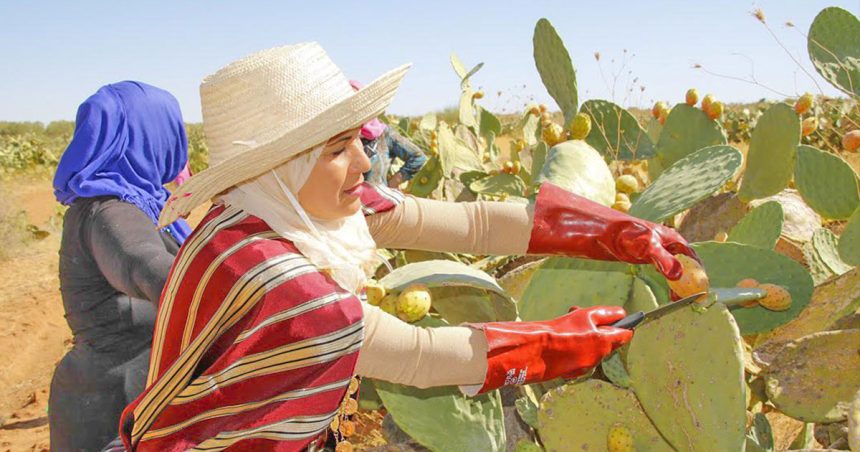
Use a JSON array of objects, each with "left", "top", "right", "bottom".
[
  {"left": 50, "top": 81, "right": 192, "bottom": 451},
  {"left": 350, "top": 80, "right": 427, "bottom": 188}
]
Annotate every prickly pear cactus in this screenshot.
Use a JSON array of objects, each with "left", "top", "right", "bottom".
[
  {"left": 808, "top": 7, "right": 860, "bottom": 98},
  {"left": 691, "top": 242, "right": 813, "bottom": 335},
  {"left": 802, "top": 238, "right": 837, "bottom": 285},
  {"left": 749, "top": 189, "right": 822, "bottom": 243},
  {"left": 655, "top": 104, "right": 727, "bottom": 168},
  {"left": 479, "top": 107, "right": 502, "bottom": 139},
  {"left": 379, "top": 260, "right": 517, "bottom": 323},
  {"left": 624, "top": 277, "right": 659, "bottom": 313},
  {"left": 629, "top": 145, "right": 742, "bottom": 222},
  {"left": 812, "top": 228, "right": 853, "bottom": 275},
  {"left": 601, "top": 352, "right": 631, "bottom": 388},
  {"left": 533, "top": 18, "right": 578, "bottom": 122},
  {"left": 497, "top": 259, "right": 544, "bottom": 301},
  {"left": 727, "top": 201, "right": 784, "bottom": 249},
  {"left": 409, "top": 155, "right": 443, "bottom": 197},
  {"left": 534, "top": 140, "right": 615, "bottom": 207},
  {"left": 849, "top": 388, "right": 860, "bottom": 452},
  {"left": 437, "top": 122, "right": 483, "bottom": 176},
  {"left": 459, "top": 88, "right": 478, "bottom": 129},
  {"left": 626, "top": 302, "right": 747, "bottom": 451},
  {"left": 469, "top": 173, "right": 527, "bottom": 197},
  {"left": 516, "top": 258, "right": 636, "bottom": 321},
  {"left": 756, "top": 267, "right": 860, "bottom": 351},
  {"left": 536, "top": 380, "right": 672, "bottom": 451},
  {"left": 738, "top": 103, "right": 800, "bottom": 202},
  {"left": 529, "top": 141, "right": 548, "bottom": 186},
  {"left": 764, "top": 329, "right": 860, "bottom": 423},
  {"left": 840, "top": 207, "right": 860, "bottom": 266},
  {"left": 580, "top": 99, "right": 655, "bottom": 160},
  {"left": 794, "top": 145, "right": 860, "bottom": 220}
]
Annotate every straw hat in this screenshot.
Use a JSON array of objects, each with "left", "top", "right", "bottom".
[{"left": 157, "top": 42, "right": 411, "bottom": 227}]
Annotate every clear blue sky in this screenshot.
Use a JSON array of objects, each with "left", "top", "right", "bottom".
[{"left": 1, "top": 1, "right": 857, "bottom": 122}]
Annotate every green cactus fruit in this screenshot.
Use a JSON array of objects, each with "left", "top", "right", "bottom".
[
  {"left": 365, "top": 282, "right": 386, "bottom": 306},
  {"left": 437, "top": 122, "right": 483, "bottom": 176},
  {"left": 808, "top": 7, "right": 860, "bottom": 97},
  {"left": 840, "top": 207, "right": 860, "bottom": 265},
  {"left": 533, "top": 18, "right": 578, "bottom": 123},
  {"left": 812, "top": 228, "right": 853, "bottom": 275},
  {"left": 469, "top": 173, "right": 527, "bottom": 197},
  {"left": 581, "top": 99, "right": 655, "bottom": 160},
  {"left": 535, "top": 140, "right": 616, "bottom": 207},
  {"left": 601, "top": 351, "right": 632, "bottom": 388},
  {"left": 537, "top": 380, "right": 672, "bottom": 451},
  {"left": 764, "top": 329, "right": 860, "bottom": 423},
  {"left": 408, "top": 155, "right": 443, "bottom": 198},
  {"left": 756, "top": 267, "right": 860, "bottom": 352},
  {"left": 379, "top": 260, "right": 517, "bottom": 323},
  {"left": 794, "top": 145, "right": 860, "bottom": 220},
  {"left": 627, "top": 302, "right": 747, "bottom": 451},
  {"left": 615, "top": 174, "right": 640, "bottom": 194},
  {"left": 396, "top": 283, "right": 432, "bottom": 323},
  {"left": 517, "top": 257, "right": 633, "bottom": 321},
  {"left": 727, "top": 201, "right": 784, "bottom": 249},
  {"left": 379, "top": 294, "right": 398, "bottom": 316},
  {"left": 568, "top": 112, "right": 591, "bottom": 140},
  {"left": 629, "top": 145, "right": 742, "bottom": 222},
  {"left": 691, "top": 241, "right": 813, "bottom": 334},
  {"left": 655, "top": 104, "right": 727, "bottom": 168},
  {"left": 849, "top": 388, "right": 860, "bottom": 452},
  {"left": 738, "top": 103, "right": 801, "bottom": 202}
]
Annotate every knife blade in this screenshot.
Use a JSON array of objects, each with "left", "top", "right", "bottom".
[{"left": 611, "top": 292, "right": 708, "bottom": 330}]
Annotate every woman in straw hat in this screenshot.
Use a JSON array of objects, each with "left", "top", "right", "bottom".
[
  {"left": 117, "top": 43, "right": 697, "bottom": 451},
  {"left": 50, "top": 81, "right": 193, "bottom": 451}
]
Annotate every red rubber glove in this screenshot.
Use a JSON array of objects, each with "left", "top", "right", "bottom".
[
  {"left": 527, "top": 182, "right": 699, "bottom": 280},
  {"left": 465, "top": 306, "right": 633, "bottom": 394}
]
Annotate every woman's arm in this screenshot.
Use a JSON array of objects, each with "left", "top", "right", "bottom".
[
  {"left": 87, "top": 200, "right": 176, "bottom": 304},
  {"left": 366, "top": 195, "right": 534, "bottom": 256},
  {"left": 385, "top": 129, "right": 427, "bottom": 186}
]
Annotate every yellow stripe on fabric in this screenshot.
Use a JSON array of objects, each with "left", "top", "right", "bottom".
[{"left": 187, "top": 410, "right": 338, "bottom": 452}]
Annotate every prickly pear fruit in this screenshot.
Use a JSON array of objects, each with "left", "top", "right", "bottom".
[
  {"left": 365, "top": 282, "right": 386, "bottom": 306},
  {"left": 686, "top": 88, "right": 699, "bottom": 106},
  {"left": 542, "top": 122, "right": 566, "bottom": 146},
  {"left": 714, "top": 231, "right": 728, "bottom": 243},
  {"left": 708, "top": 101, "right": 724, "bottom": 120},
  {"left": 339, "top": 419, "right": 356, "bottom": 437},
  {"left": 539, "top": 104, "right": 548, "bottom": 113},
  {"left": 335, "top": 441, "right": 354, "bottom": 452},
  {"left": 701, "top": 94, "right": 715, "bottom": 115},
  {"left": 514, "top": 139, "right": 526, "bottom": 152},
  {"left": 615, "top": 174, "right": 640, "bottom": 194},
  {"left": 379, "top": 294, "right": 399, "bottom": 316},
  {"left": 569, "top": 112, "right": 592, "bottom": 140},
  {"left": 615, "top": 193, "right": 630, "bottom": 204},
  {"left": 651, "top": 101, "right": 667, "bottom": 119},
  {"left": 666, "top": 254, "right": 710, "bottom": 298},
  {"left": 658, "top": 106, "right": 670, "bottom": 125},
  {"left": 795, "top": 92, "right": 813, "bottom": 115},
  {"left": 472, "top": 91, "right": 485, "bottom": 100},
  {"left": 801, "top": 117, "right": 818, "bottom": 137},
  {"left": 757, "top": 283, "right": 792, "bottom": 311},
  {"left": 396, "top": 283, "right": 432, "bottom": 323},
  {"left": 529, "top": 106, "right": 541, "bottom": 116},
  {"left": 607, "top": 423, "right": 634, "bottom": 452},
  {"left": 736, "top": 278, "right": 760, "bottom": 308},
  {"left": 612, "top": 193, "right": 632, "bottom": 212},
  {"left": 504, "top": 161, "right": 514, "bottom": 173},
  {"left": 843, "top": 130, "right": 860, "bottom": 152},
  {"left": 511, "top": 161, "right": 522, "bottom": 175}
]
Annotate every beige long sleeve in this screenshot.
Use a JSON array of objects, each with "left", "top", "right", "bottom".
[
  {"left": 366, "top": 195, "right": 534, "bottom": 255},
  {"left": 355, "top": 302, "right": 488, "bottom": 389}
]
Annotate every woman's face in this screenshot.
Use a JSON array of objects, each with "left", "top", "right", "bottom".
[{"left": 298, "top": 128, "right": 371, "bottom": 220}]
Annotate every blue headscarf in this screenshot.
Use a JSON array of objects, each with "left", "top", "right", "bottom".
[{"left": 53, "top": 81, "right": 192, "bottom": 244}]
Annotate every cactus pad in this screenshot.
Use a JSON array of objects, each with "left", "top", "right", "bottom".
[
  {"left": 727, "top": 201, "right": 784, "bottom": 249},
  {"left": 655, "top": 104, "right": 727, "bottom": 168},
  {"left": 765, "top": 329, "right": 860, "bottom": 423},
  {"left": 409, "top": 155, "right": 443, "bottom": 197},
  {"left": 533, "top": 18, "right": 578, "bottom": 122},
  {"left": 738, "top": 103, "right": 800, "bottom": 202},
  {"left": 802, "top": 239, "right": 836, "bottom": 285},
  {"left": 749, "top": 189, "right": 822, "bottom": 242},
  {"left": 536, "top": 380, "right": 672, "bottom": 451},
  {"left": 601, "top": 352, "right": 631, "bottom": 388},
  {"left": 629, "top": 145, "right": 742, "bottom": 222},
  {"left": 535, "top": 140, "right": 615, "bottom": 206},
  {"left": 627, "top": 302, "right": 747, "bottom": 451},
  {"left": 581, "top": 99, "right": 655, "bottom": 160},
  {"left": 840, "top": 207, "right": 860, "bottom": 266},
  {"left": 812, "top": 228, "right": 853, "bottom": 275},
  {"left": 794, "top": 145, "right": 860, "bottom": 219},
  {"left": 438, "top": 122, "right": 483, "bottom": 176},
  {"left": 808, "top": 7, "right": 860, "bottom": 97},
  {"left": 691, "top": 241, "right": 814, "bottom": 335},
  {"left": 498, "top": 259, "right": 544, "bottom": 301},
  {"left": 469, "top": 173, "right": 527, "bottom": 197},
  {"left": 479, "top": 107, "right": 502, "bottom": 139}
]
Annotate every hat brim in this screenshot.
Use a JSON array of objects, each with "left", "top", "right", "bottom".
[{"left": 158, "top": 63, "right": 411, "bottom": 228}]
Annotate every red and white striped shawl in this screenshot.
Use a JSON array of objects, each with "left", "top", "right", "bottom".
[{"left": 119, "top": 183, "right": 405, "bottom": 451}]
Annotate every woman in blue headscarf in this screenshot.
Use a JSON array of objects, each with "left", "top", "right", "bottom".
[{"left": 50, "top": 81, "right": 192, "bottom": 451}]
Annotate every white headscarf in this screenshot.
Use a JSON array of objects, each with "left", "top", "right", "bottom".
[{"left": 219, "top": 144, "right": 378, "bottom": 294}]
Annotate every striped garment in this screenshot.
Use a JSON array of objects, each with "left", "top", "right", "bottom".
[{"left": 118, "top": 183, "right": 404, "bottom": 451}]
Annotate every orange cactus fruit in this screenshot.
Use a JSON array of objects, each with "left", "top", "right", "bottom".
[
  {"left": 686, "top": 88, "right": 699, "bottom": 106},
  {"left": 736, "top": 278, "right": 760, "bottom": 308},
  {"left": 794, "top": 92, "right": 813, "bottom": 115},
  {"left": 758, "top": 283, "right": 792, "bottom": 311},
  {"left": 667, "top": 254, "right": 710, "bottom": 298}
]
